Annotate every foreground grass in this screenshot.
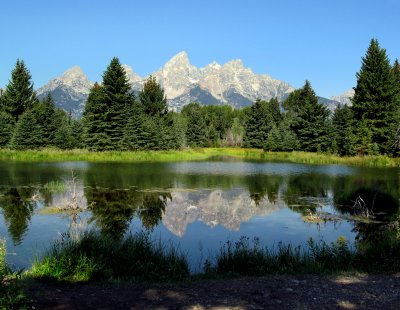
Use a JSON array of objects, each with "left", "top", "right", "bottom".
[
  {"left": 27, "top": 231, "right": 400, "bottom": 284},
  {"left": 0, "top": 239, "right": 27, "bottom": 309},
  {"left": 0, "top": 147, "right": 399, "bottom": 167},
  {"left": 28, "top": 231, "right": 189, "bottom": 282},
  {"left": 212, "top": 236, "right": 400, "bottom": 276}
]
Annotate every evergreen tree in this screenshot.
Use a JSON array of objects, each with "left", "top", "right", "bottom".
[
  {"left": 170, "top": 112, "right": 187, "bottom": 149},
  {"left": 243, "top": 99, "right": 269, "bottom": 148},
  {"left": 69, "top": 117, "right": 84, "bottom": 149},
  {"left": 0, "top": 111, "right": 14, "bottom": 147},
  {"left": 393, "top": 59, "right": 400, "bottom": 89},
  {"left": 393, "top": 125, "right": 400, "bottom": 157},
  {"left": 140, "top": 116, "right": 160, "bottom": 149},
  {"left": 34, "top": 93, "right": 57, "bottom": 147},
  {"left": 265, "top": 97, "right": 282, "bottom": 125},
  {"left": 9, "top": 109, "right": 42, "bottom": 150},
  {"left": 289, "top": 81, "right": 331, "bottom": 152},
  {"left": 354, "top": 118, "right": 377, "bottom": 155},
  {"left": 102, "top": 57, "right": 134, "bottom": 149},
  {"left": 264, "top": 124, "right": 280, "bottom": 151},
  {"left": 352, "top": 39, "right": 399, "bottom": 154},
  {"left": 183, "top": 103, "right": 208, "bottom": 147},
  {"left": 282, "top": 88, "right": 302, "bottom": 115},
  {"left": 393, "top": 59, "right": 400, "bottom": 156},
  {"left": 203, "top": 105, "right": 235, "bottom": 141},
  {"left": 53, "top": 110, "right": 82, "bottom": 149},
  {"left": 264, "top": 118, "right": 298, "bottom": 151},
  {"left": 121, "top": 103, "right": 145, "bottom": 150},
  {"left": 1, "top": 60, "right": 37, "bottom": 121},
  {"left": 0, "top": 88, "right": 4, "bottom": 108},
  {"left": 83, "top": 83, "right": 111, "bottom": 151},
  {"left": 278, "top": 120, "right": 299, "bottom": 151},
  {"left": 243, "top": 98, "right": 281, "bottom": 149},
  {"left": 139, "top": 75, "right": 168, "bottom": 116},
  {"left": 53, "top": 118, "right": 72, "bottom": 149},
  {"left": 332, "top": 105, "right": 356, "bottom": 156},
  {"left": 156, "top": 112, "right": 177, "bottom": 149}
]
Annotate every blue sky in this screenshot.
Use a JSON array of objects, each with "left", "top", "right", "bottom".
[{"left": 0, "top": 0, "right": 399, "bottom": 98}]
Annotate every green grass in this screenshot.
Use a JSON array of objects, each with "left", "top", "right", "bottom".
[
  {"left": 27, "top": 230, "right": 400, "bottom": 284},
  {"left": 0, "top": 147, "right": 398, "bottom": 167},
  {"left": 42, "top": 180, "right": 66, "bottom": 193},
  {"left": 28, "top": 231, "right": 189, "bottom": 282},
  {"left": 0, "top": 239, "right": 28, "bottom": 309},
  {"left": 212, "top": 235, "right": 400, "bottom": 276}
]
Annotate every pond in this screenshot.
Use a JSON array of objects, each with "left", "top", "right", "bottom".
[{"left": 0, "top": 158, "right": 399, "bottom": 271}]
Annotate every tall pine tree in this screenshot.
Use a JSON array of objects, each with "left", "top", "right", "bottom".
[
  {"left": 183, "top": 103, "right": 208, "bottom": 147},
  {"left": 1, "top": 60, "right": 37, "bottom": 121},
  {"left": 392, "top": 59, "right": 400, "bottom": 156},
  {"left": 34, "top": 94, "right": 57, "bottom": 147},
  {"left": 352, "top": 39, "right": 399, "bottom": 154},
  {"left": 83, "top": 83, "right": 110, "bottom": 151},
  {"left": 332, "top": 105, "right": 356, "bottom": 156},
  {"left": 121, "top": 102, "right": 147, "bottom": 150},
  {"left": 9, "top": 109, "right": 42, "bottom": 150},
  {"left": 289, "top": 81, "right": 331, "bottom": 152},
  {"left": 243, "top": 99, "right": 269, "bottom": 148},
  {"left": 102, "top": 57, "right": 134, "bottom": 149},
  {"left": 393, "top": 59, "right": 400, "bottom": 88},
  {"left": 0, "top": 111, "right": 14, "bottom": 147},
  {"left": 132, "top": 75, "right": 177, "bottom": 149},
  {"left": 139, "top": 75, "right": 168, "bottom": 116}
]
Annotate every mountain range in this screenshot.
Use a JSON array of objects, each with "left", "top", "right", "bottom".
[{"left": 37, "top": 51, "right": 353, "bottom": 117}]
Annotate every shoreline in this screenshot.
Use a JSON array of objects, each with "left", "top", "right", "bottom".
[{"left": 0, "top": 147, "right": 398, "bottom": 167}]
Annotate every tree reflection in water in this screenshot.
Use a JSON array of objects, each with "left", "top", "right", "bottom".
[
  {"left": 0, "top": 187, "right": 37, "bottom": 245},
  {"left": 85, "top": 187, "right": 169, "bottom": 239}
]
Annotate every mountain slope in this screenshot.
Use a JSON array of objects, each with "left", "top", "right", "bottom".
[
  {"left": 331, "top": 88, "right": 355, "bottom": 106},
  {"left": 125, "top": 51, "right": 295, "bottom": 110},
  {"left": 37, "top": 66, "right": 93, "bottom": 117},
  {"left": 36, "top": 52, "right": 341, "bottom": 116}
]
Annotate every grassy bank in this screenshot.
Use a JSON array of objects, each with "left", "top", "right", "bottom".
[
  {"left": 27, "top": 231, "right": 400, "bottom": 283},
  {"left": 1, "top": 239, "right": 27, "bottom": 309},
  {"left": 212, "top": 236, "right": 400, "bottom": 276},
  {"left": 0, "top": 148, "right": 399, "bottom": 167},
  {"left": 28, "top": 231, "right": 189, "bottom": 282}
]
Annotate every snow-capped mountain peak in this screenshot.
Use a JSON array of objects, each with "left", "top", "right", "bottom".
[
  {"left": 60, "top": 66, "right": 87, "bottom": 81},
  {"left": 153, "top": 51, "right": 202, "bottom": 99},
  {"left": 37, "top": 66, "right": 93, "bottom": 117},
  {"left": 331, "top": 88, "right": 355, "bottom": 106},
  {"left": 164, "top": 51, "right": 190, "bottom": 66},
  {"left": 122, "top": 64, "right": 142, "bottom": 84},
  {"left": 38, "top": 66, "right": 92, "bottom": 95},
  {"left": 223, "top": 59, "right": 245, "bottom": 70},
  {"left": 35, "top": 51, "right": 340, "bottom": 116},
  {"left": 57, "top": 66, "right": 92, "bottom": 94}
]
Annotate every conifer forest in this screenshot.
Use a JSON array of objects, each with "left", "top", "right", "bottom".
[{"left": 0, "top": 39, "right": 399, "bottom": 157}]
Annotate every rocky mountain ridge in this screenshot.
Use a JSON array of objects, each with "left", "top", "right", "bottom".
[
  {"left": 36, "top": 52, "right": 346, "bottom": 116},
  {"left": 331, "top": 88, "right": 355, "bottom": 106},
  {"left": 37, "top": 66, "right": 93, "bottom": 117}
]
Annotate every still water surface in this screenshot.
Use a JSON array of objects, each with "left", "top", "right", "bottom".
[{"left": 0, "top": 159, "right": 398, "bottom": 271}]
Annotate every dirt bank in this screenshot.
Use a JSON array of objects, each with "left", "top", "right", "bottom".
[{"left": 26, "top": 274, "right": 400, "bottom": 309}]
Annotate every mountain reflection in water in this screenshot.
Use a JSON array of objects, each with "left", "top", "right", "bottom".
[{"left": 0, "top": 160, "right": 398, "bottom": 268}]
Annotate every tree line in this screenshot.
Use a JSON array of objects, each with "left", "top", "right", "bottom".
[{"left": 0, "top": 39, "right": 399, "bottom": 156}]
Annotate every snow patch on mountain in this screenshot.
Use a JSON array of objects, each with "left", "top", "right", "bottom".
[{"left": 331, "top": 88, "right": 355, "bottom": 106}]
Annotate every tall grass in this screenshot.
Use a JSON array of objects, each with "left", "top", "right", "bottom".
[
  {"left": 212, "top": 235, "right": 400, "bottom": 276},
  {"left": 0, "top": 147, "right": 398, "bottom": 167},
  {"left": 28, "top": 231, "right": 400, "bottom": 284},
  {"left": 29, "top": 231, "right": 189, "bottom": 282},
  {"left": 0, "top": 239, "right": 27, "bottom": 309}
]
